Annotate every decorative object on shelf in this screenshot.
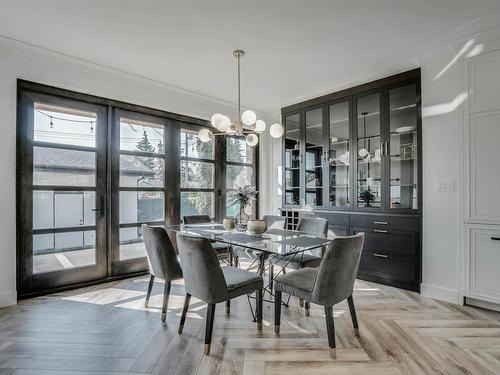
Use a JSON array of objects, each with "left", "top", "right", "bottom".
[
  {"left": 223, "top": 217, "right": 236, "bottom": 230},
  {"left": 400, "top": 143, "right": 416, "bottom": 160},
  {"left": 359, "top": 188, "right": 376, "bottom": 207},
  {"left": 358, "top": 111, "right": 370, "bottom": 158},
  {"left": 229, "top": 185, "right": 258, "bottom": 230},
  {"left": 247, "top": 220, "right": 267, "bottom": 235},
  {"left": 199, "top": 50, "right": 284, "bottom": 147}
]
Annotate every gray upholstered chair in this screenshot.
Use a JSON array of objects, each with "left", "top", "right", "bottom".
[
  {"left": 262, "top": 214, "right": 287, "bottom": 229},
  {"left": 176, "top": 233, "right": 264, "bottom": 355},
  {"left": 142, "top": 224, "right": 183, "bottom": 322},
  {"left": 182, "top": 215, "right": 233, "bottom": 265},
  {"left": 274, "top": 233, "right": 365, "bottom": 359}
]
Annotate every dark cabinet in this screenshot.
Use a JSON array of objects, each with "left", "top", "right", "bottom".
[{"left": 280, "top": 69, "right": 421, "bottom": 292}]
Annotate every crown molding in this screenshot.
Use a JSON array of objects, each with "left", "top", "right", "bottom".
[{"left": 0, "top": 34, "right": 272, "bottom": 120}]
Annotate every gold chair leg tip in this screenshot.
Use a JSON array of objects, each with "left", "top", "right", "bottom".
[
  {"left": 354, "top": 328, "right": 360, "bottom": 337},
  {"left": 204, "top": 344, "right": 211, "bottom": 355},
  {"left": 274, "top": 325, "right": 280, "bottom": 333},
  {"left": 305, "top": 309, "right": 310, "bottom": 317},
  {"left": 178, "top": 324, "right": 183, "bottom": 334},
  {"left": 330, "top": 348, "right": 337, "bottom": 359},
  {"left": 161, "top": 313, "right": 166, "bottom": 322},
  {"left": 299, "top": 300, "right": 304, "bottom": 307},
  {"left": 257, "top": 322, "right": 262, "bottom": 331}
]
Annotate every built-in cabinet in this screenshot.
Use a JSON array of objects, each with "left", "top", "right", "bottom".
[
  {"left": 281, "top": 69, "right": 422, "bottom": 292},
  {"left": 463, "top": 48, "right": 500, "bottom": 308}
]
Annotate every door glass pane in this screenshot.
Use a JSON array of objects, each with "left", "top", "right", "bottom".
[
  {"left": 33, "top": 146, "right": 96, "bottom": 186},
  {"left": 33, "top": 230, "right": 96, "bottom": 274},
  {"left": 180, "top": 130, "right": 214, "bottom": 159},
  {"left": 226, "top": 165, "right": 253, "bottom": 189},
  {"left": 357, "top": 93, "right": 382, "bottom": 208},
  {"left": 33, "top": 191, "right": 96, "bottom": 229},
  {"left": 284, "top": 113, "right": 300, "bottom": 205},
  {"left": 329, "top": 102, "right": 350, "bottom": 207},
  {"left": 181, "top": 160, "right": 214, "bottom": 188},
  {"left": 305, "top": 108, "right": 323, "bottom": 206},
  {"left": 119, "top": 155, "right": 164, "bottom": 188},
  {"left": 119, "top": 119, "right": 164, "bottom": 154},
  {"left": 34, "top": 103, "right": 97, "bottom": 148},
  {"left": 180, "top": 191, "right": 214, "bottom": 218},
  {"left": 119, "top": 191, "right": 164, "bottom": 223},
  {"left": 227, "top": 137, "right": 253, "bottom": 163},
  {"left": 389, "top": 84, "right": 418, "bottom": 209},
  {"left": 119, "top": 226, "right": 146, "bottom": 261}
]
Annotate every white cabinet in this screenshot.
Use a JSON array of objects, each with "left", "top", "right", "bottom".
[
  {"left": 464, "top": 48, "right": 500, "bottom": 307},
  {"left": 466, "top": 226, "right": 500, "bottom": 303}
]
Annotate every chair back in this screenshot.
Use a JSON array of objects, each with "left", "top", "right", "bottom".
[
  {"left": 262, "top": 214, "right": 286, "bottom": 229},
  {"left": 176, "top": 233, "right": 228, "bottom": 303},
  {"left": 142, "top": 224, "right": 183, "bottom": 281},
  {"left": 296, "top": 217, "right": 328, "bottom": 236},
  {"left": 312, "top": 233, "right": 365, "bottom": 306},
  {"left": 183, "top": 215, "right": 211, "bottom": 225}
]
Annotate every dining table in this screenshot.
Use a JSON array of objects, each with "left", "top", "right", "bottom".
[{"left": 164, "top": 223, "right": 334, "bottom": 321}]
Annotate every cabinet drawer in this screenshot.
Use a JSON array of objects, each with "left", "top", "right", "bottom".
[
  {"left": 359, "top": 248, "right": 416, "bottom": 281},
  {"left": 350, "top": 213, "right": 420, "bottom": 231},
  {"left": 352, "top": 226, "right": 417, "bottom": 254}
]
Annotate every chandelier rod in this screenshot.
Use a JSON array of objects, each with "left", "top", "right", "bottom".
[{"left": 234, "top": 50, "right": 244, "bottom": 125}]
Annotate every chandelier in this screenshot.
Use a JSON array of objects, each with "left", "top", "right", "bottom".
[{"left": 198, "top": 50, "right": 284, "bottom": 147}]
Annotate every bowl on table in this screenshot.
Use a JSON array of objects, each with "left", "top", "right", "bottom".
[{"left": 246, "top": 220, "right": 267, "bottom": 235}]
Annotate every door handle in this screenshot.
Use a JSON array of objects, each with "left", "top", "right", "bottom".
[
  {"left": 91, "top": 208, "right": 102, "bottom": 212},
  {"left": 373, "top": 253, "right": 388, "bottom": 258},
  {"left": 374, "top": 221, "right": 388, "bottom": 225},
  {"left": 492, "top": 237, "right": 500, "bottom": 241},
  {"left": 373, "top": 229, "right": 388, "bottom": 233}
]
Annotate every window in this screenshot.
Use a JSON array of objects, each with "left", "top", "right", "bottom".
[
  {"left": 180, "top": 128, "right": 216, "bottom": 219},
  {"left": 117, "top": 113, "right": 167, "bottom": 261},
  {"left": 224, "top": 136, "right": 256, "bottom": 218}
]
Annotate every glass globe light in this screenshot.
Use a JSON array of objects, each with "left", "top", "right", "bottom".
[
  {"left": 269, "top": 123, "right": 284, "bottom": 138},
  {"left": 241, "top": 110, "right": 257, "bottom": 126},
  {"left": 246, "top": 133, "right": 259, "bottom": 147},
  {"left": 214, "top": 115, "right": 230, "bottom": 132},
  {"left": 198, "top": 128, "right": 212, "bottom": 143},
  {"left": 254, "top": 119, "right": 266, "bottom": 132},
  {"left": 210, "top": 113, "right": 223, "bottom": 127}
]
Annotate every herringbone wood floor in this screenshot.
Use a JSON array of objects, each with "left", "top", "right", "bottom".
[{"left": 1, "top": 275, "right": 500, "bottom": 374}]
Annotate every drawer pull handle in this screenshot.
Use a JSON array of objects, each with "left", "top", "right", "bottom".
[
  {"left": 373, "top": 253, "right": 389, "bottom": 258},
  {"left": 374, "top": 221, "right": 388, "bottom": 225},
  {"left": 492, "top": 237, "right": 500, "bottom": 241},
  {"left": 374, "top": 229, "right": 388, "bottom": 233}
]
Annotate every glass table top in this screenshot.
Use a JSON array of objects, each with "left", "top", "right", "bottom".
[{"left": 164, "top": 223, "right": 334, "bottom": 256}]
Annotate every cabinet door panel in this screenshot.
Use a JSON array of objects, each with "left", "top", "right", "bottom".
[
  {"left": 284, "top": 113, "right": 301, "bottom": 206},
  {"left": 305, "top": 107, "right": 324, "bottom": 207},
  {"left": 468, "top": 227, "right": 500, "bottom": 300},
  {"left": 468, "top": 111, "right": 500, "bottom": 223}
]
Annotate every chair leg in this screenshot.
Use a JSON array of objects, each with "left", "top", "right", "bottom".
[
  {"left": 299, "top": 299, "right": 304, "bottom": 308},
  {"left": 178, "top": 293, "right": 191, "bottom": 334},
  {"left": 161, "top": 281, "right": 171, "bottom": 322},
  {"left": 347, "top": 295, "right": 359, "bottom": 336},
  {"left": 204, "top": 303, "right": 216, "bottom": 355},
  {"left": 229, "top": 248, "right": 233, "bottom": 266},
  {"left": 256, "top": 289, "right": 263, "bottom": 331},
  {"left": 225, "top": 299, "right": 230, "bottom": 315},
  {"left": 268, "top": 261, "right": 274, "bottom": 290},
  {"left": 145, "top": 274, "right": 155, "bottom": 308},
  {"left": 274, "top": 291, "right": 282, "bottom": 333},
  {"left": 324, "top": 306, "right": 336, "bottom": 359},
  {"left": 305, "top": 301, "right": 310, "bottom": 316}
]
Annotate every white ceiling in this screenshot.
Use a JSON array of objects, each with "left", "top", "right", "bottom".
[{"left": 2, "top": 0, "right": 500, "bottom": 114}]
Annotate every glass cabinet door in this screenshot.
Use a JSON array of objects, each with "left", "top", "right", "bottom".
[
  {"left": 328, "top": 101, "right": 350, "bottom": 207},
  {"left": 305, "top": 108, "right": 324, "bottom": 206},
  {"left": 284, "top": 113, "right": 301, "bottom": 205},
  {"left": 388, "top": 84, "right": 418, "bottom": 210},
  {"left": 356, "top": 93, "right": 382, "bottom": 208}
]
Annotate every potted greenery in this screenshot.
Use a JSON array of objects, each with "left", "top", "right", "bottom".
[
  {"left": 230, "top": 185, "right": 258, "bottom": 230},
  {"left": 359, "top": 188, "right": 376, "bottom": 207}
]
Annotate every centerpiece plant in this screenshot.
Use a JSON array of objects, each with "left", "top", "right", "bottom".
[{"left": 230, "top": 185, "right": 258, "bottom": 230}]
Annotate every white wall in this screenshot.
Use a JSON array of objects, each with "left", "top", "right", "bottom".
[{"left": 0, "top": 36, "right": 271, "bottom": 307}]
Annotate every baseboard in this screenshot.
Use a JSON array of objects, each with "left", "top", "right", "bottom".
[
  {"left": 421, "top": 283, "right": 460, "bottom": 304},
  {"left": 465, "top": 297, "right": 500, "bottom": 312},
  {"left": 0, "top": 290, "right": 17, "bottom": 308}
]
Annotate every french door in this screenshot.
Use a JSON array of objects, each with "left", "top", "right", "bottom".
[{"left": 17, "top": 91, "right": 108, "bottom": 295}]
